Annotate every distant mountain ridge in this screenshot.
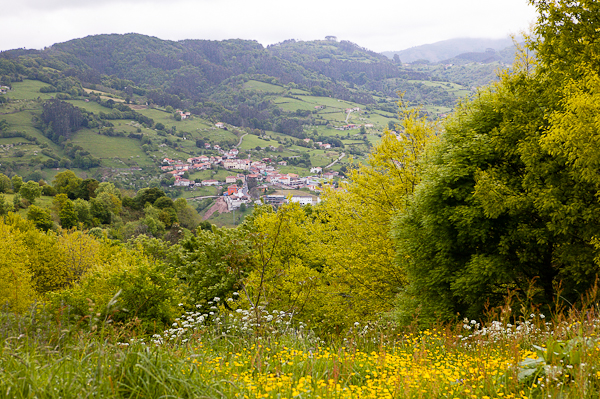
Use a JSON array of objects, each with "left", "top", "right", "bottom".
[{"left": 381, "top": 37, "right": 517, "bottom": 64}]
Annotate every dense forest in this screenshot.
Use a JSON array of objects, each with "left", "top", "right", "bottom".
[{"left": 0, "top": 33, "right": 489, "bottom": 129}]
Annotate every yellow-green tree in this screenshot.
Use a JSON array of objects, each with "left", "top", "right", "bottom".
[
  {"left": 238, "top": 108, "right": 436, "bottom": 331},
  {"left": 243, "top": 203, "right": 326, "bottom": 324},
  {"left": 308, "top": 108, "right": 436, "bottom": 327},
  {"left": 0, "top": 219, "right": 36, "bottom": 313}
]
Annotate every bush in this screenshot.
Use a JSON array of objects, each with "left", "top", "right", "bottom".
[
  {"left": 27, "top": 205, "right": 53, "bottom": 231},
  {"left": 41, "top": 184, "right": 57, "bottom": 196},
  {"left": 48, "top": 252, "right": 179, "bottom": 334}
]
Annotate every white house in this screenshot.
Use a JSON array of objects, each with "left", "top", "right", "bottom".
[
  {"left": 174, "top": 178, "right": 191, "bottom": 187},
  {"left": 290, "top": 195, "right": 320, "bottom": 206}
]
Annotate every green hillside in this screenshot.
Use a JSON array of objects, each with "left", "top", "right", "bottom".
[{"left": 0, "top": 33, "right": 504, "bottom": 190}]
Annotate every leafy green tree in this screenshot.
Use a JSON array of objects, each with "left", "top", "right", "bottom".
[
  {"left": 393, "top": 0, "right": 600, "bottom": 322},
  {"left": 27, "top": 205, "right": 53, "bottom": 231},
  {"left": 73, "top": 198, "right": 92, "bottom": 227},
  {"left": 95, "top": 182, "right": 121, "bottom": 199},
  {"left": 0, "top": 194, "right": 14, "bottom": 215},
  {"left": 19, "top": 181, "right": 42, "bottom": 204},
  {"left": 154, "top": 196, "right": 174, "bottom": 209},
  {"left": 59, "top": 199, "right": 78, "bottom": 229},
  {"left": 11, "top": 175, "right": 23, "bottom": 193},
  {"left": 52, "top": 170, "right": 82, "bottom": 199},
  {"left": 0, "top": 173, "right": 11, "bottom": 193},
  {"left": 135, "top": 187, "right": 165, "bottom": 208},
  {"left": 47, "top": 244, "right": 179, "bottom": 333},
  {"left": 52, "top": 193, "right": 69, "bottom": 212},
  {"left": 0, "top": 220, "right": 37, "bottom": 313},
  {"left": 74, "top": 178, "right": 99, "bottom": 200},
  {"left": 158, "top": 207, "right": 178, "bottom": 229},
  {"left": 90, "top": 197, "right": 111, "bottom": 225},
  {"left": 95, "top": 191, "right": 122, "bottom": 216},
  {"left": 173, "top": 198, "right": 188, "bottom": 212},
  {"left": 173, "top": 226, "right": 254, "bottom": 308},
  {"left": 13, "top": 193, "right": 23, "bottom": 210},
  {"left": 41, "top": 184, "right": 57, "bottom": 197}
]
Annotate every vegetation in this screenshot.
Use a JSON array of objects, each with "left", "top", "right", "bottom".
[{"left": 3, "top": 1, "right": 600, "bottom": 397}]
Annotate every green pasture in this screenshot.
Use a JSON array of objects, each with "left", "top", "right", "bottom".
[
  {"left": 307, "top": 149, "right": 340, "bottom": 167},
  {"left": 238, "top": 134, "right": 279, "bottom": 150},
  {"left": 181, "top": 185, "right": 219, "bottom": 198},
  {"left": 364, "top": 112, "right": 397, "bottom": 127},
  {"left": 318, "top": 111, "right": 349, "bottom": 124},
  {"left": 243, "top": 80, "right": 285, "bottom": 93},
  {"left": 0, "top": 110, "right": 62, "bottom": 151},
  {"left": 288, "top": 88, "right": 311, "bottom": 95},
  {"left": 70, "top": 130, "right": 153, "bottom": 165},
  {"left": 66, "top": 99, "right": 109, "bottom": 114},
  {"left": 5, "top": 80, "right": 56, "bottom": 100},
  {"left": 137, "top": 108, "right": 213, "bottom": 132},
  {"left": 273, "top": 97, "right": 317, "bottom": 112},
  {"left": 188, "top": 168, "right": 230, "bottom": 182},
  {"left": 304, "top": 96, "right": 362, "bottom": 109}
]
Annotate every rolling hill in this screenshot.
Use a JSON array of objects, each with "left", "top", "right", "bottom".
[{"left": 0, "top": 33, "right": 507, "bottom": 194}]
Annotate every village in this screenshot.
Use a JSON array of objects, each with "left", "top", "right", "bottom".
[{"left": 160, "top": 143, "right": 340, "bottom": 212}]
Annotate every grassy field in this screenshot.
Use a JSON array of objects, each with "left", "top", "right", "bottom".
[
  {"left": 273, "top": 97, "right": 320, "bottom": 112},
  {"left": 180, "top": 185, "right": 220, "bottom": 199},
  {"left": 3, "top": 301, "right": 600, "bottom": 398},
  {"left": 3, "top": 192, "right": 55, "bottom": 218},
  {"left": 66, "top": 99, "right": 110, "bottom": 114},
  {"left": 70, "top": 130, "right": 154, "bottom": 166},
  {"left": 238, "top": 134, "right": 280, "bottom": 151},
  {"left": 4, "top": 80, "right": 56, "bottom": 100},
  {"left": 189, "top": 168, "right": 231, "bottom": 182},
  {"left": 243, "top": 80, "right": 285, "bottom": 93}
]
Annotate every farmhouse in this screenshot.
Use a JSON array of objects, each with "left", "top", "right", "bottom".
[{"left": 176, "top": 110, "right": 191, "bottom": 119}]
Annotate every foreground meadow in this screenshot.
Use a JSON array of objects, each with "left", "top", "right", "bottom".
[{"left": 3, "top": 300, "right": 600, "bottom": 399}]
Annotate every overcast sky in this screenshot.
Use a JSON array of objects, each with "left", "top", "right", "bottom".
[{"left": 3, "top": 0, "right": 538, "bottom": 53}]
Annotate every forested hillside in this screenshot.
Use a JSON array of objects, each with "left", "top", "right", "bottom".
[{"left": 0, "top": 33, "right": 484, "bottom": 205}]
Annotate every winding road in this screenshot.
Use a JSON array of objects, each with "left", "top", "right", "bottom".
[
  {"left": 235, "top": 132, "right": 248, "bottom": 148},
  {"left": 325, "top": 152, "right": 346, "bottom": 168}
]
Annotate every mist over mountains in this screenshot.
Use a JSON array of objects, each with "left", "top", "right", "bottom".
[{"left": 382, "top": 37, "right": 517, "bottom": 63}]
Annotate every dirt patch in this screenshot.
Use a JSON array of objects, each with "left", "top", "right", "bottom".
[{"left": 202, "top": 197, "right": 228, "bottom": 220}]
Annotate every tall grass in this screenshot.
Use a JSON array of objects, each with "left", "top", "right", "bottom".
[{"left": 2, "top": 298, "right": 600, "bottom": 398}]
